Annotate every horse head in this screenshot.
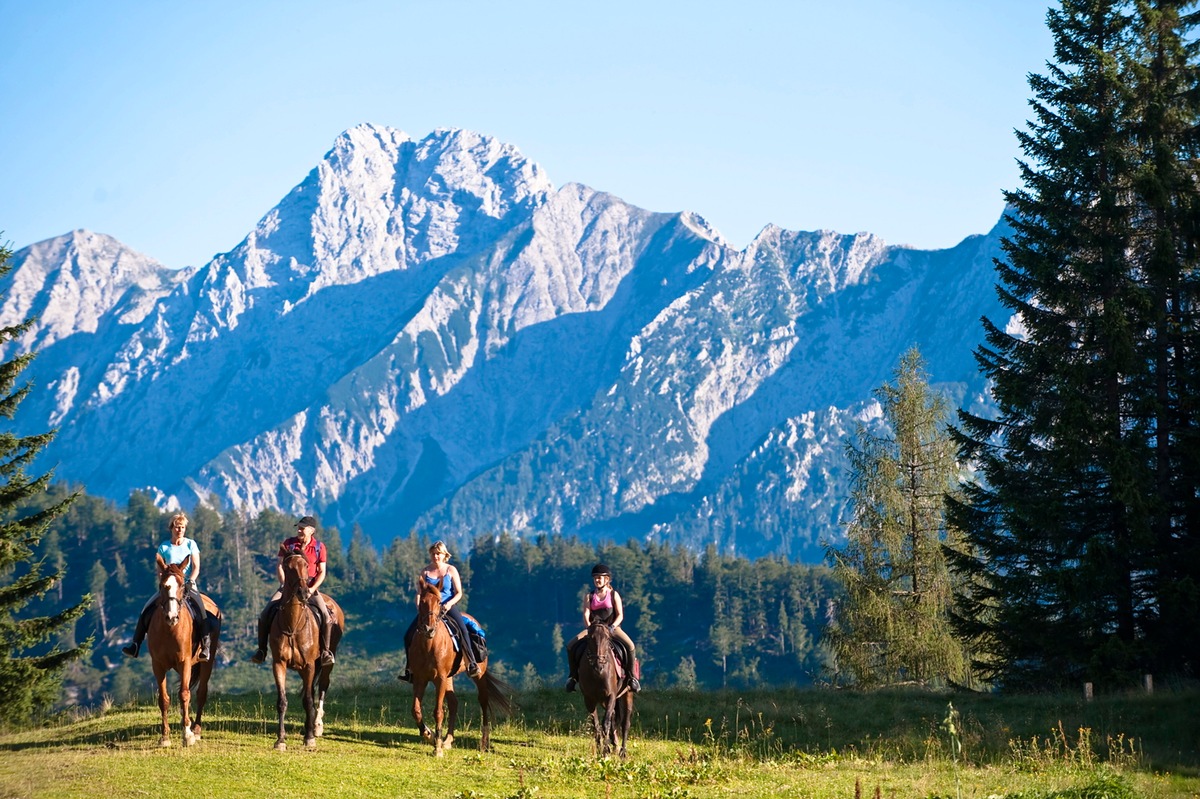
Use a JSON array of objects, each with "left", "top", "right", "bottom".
[
  {"left": 156, "top": 555, "right": 187, "bottom": 627},
  {"left": 586, "top": 621, "right": 614, "bottom": 667},
  {"left": 279, "top": 552, "right": 312, "bottom": 604},
  {"left": 417, "top": 579, "right": 444, "bottom": 639}
]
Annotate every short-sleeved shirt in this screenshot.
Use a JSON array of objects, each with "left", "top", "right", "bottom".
[
  {"left": 158, "top": 537, "right": 200, "bottom": 579},
  {"left": 281, "top": 536, "right": 326, "bottom": 581}
]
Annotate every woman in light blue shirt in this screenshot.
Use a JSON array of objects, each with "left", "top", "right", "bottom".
[{"left": 122, "top": 513, "right": 213, "bottom": 662}]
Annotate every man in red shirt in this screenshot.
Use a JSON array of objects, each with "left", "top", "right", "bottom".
[{"left": 249, "top": 515, "right": 336, "bottom": 666}]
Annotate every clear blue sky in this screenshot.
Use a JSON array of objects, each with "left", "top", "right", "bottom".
[{"left": 1, "top": 1, "right": 1053, "bottom": 269}]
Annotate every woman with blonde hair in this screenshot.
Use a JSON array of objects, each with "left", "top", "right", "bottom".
[
  {"left": 123, "top": 512, "right": 214, "bottom": 662},
  {"left": 398, "top": 540, "right": 482, "bottom": 681}
]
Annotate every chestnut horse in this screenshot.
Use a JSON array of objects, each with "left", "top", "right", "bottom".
[
  {"left": 407, "top": 578, "right": 513, "bottom": 756},
  {"left": 269, "top": 552, "right": 345, "bottom": 751},
  {"left": 577, "top": 621, "right": 633, "bottom": 758},
  {"left": 146, "top": 557, "right": 222, "bottom": 747}
]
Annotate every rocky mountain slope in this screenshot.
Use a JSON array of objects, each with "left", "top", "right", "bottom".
[{"left": 1, "top": 124, "right": 1009, "bottom": 560}]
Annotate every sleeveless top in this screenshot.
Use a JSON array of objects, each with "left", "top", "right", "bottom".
[
  {"left": 588, "top": 589, "right": 616, "bottom": 623},
  {"left": 423, "top": 571, "right": 455, "bottom": 604}
]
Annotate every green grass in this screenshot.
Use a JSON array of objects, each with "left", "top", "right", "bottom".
[{"left": 1, "top": 683, "right": 1197, "bottom": 798}]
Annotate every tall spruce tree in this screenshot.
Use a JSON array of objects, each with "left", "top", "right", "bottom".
[
  {"left": 1125, "top": 0, "right": 1200, "bottom": 680},
  {"left": 0, "top": 238, "right": 91, "bottom": 725},
  {"left": 950, "top": 0, "right": 1200, "bottom": 688},
  {"left": 827, "top": 348, "right": 969, "bottom": 687}
]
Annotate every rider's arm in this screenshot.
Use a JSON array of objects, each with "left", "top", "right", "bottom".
[
  {"left": 188, "top": 542, "right": 201, "bottom": 585},
  {"left": 611, "top": 590, "right": 625, "bottom": 628},
  {"left": 443, "top": 566, "right": 463, "bottom": 610},
  {"left": 582, "top": 594, "right": 593, "bottom": 627},
  {"left": 310, "top": 560, "right": 327, "bottom": 592}
]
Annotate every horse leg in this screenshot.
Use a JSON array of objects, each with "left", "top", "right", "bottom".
[
  {"left": 443, "top": 687, "right": 458, "bottom": 752},
  {"left": 302, "top": 666, "right": 318, "bottom": 749},
  {"left": 602, "top": 694, "right": 617, "bottom": 756},
  {"left": 154, "top": 666, "right": 171, "bottom": 748},
  {"left": 273, "top": 661, "right": 289, "bottom": 751},
  {"left": 190, "top": 662, "right": 210, "bottom": 740},
  {"left": 179, "top": 660, "right": 196, "bottom": 747},
  {"left": 433, "top": 680, "right": 447, "bottom": 757},
  {"left": 475, "top": 675, "right": 491, "bottom": 752},
  {"left": 412, "top": 679, "right": 431, "bottom": 741},
  {"left": 314, "top": 663, "right": 332, "bottom": 738},
  {"left": 618, "top": 695, "right": 632, "bottom": 759}
]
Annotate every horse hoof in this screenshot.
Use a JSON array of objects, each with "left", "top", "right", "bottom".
[
  {"left": 183, "top": 734, "right": 196, "bottom": 747},
  {"left": 159, "top": 738, "right": 171, "bottom": 748},
  {"left": 305, "top": 738, "right": 317, "bottom": 749},
  {"left": 315, "top": 722, "right": 324, "bottom": 738},
  {"left": 443, "top": 735, "right": 454, "bottom": 750},
  {"left": 274, "top": 741, "right": 287, "bottom": 752}
]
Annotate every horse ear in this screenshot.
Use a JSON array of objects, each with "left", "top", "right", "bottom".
[{"left": 277, "top": 544, "right": 290, "bottom": 558}]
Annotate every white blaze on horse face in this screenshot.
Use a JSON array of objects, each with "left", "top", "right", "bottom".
[{"left": 163, "top": 573, "right": 183, "bottom": 625}]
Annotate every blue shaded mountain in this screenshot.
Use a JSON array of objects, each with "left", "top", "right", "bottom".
[{"left": 0, "top": 124, "right": 1009, "bottom": 560}]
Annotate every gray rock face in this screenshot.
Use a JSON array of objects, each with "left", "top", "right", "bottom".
[{"left": 3, "top": 124, "right": 1008, "bottom": 560}]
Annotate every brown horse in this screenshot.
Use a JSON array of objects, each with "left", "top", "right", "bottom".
[
  {"left": 407, "top": 579, "right": 513, "bottom": 756},
  {"left": 577, "top": 621, "right": 633, "bottom": 758},
  {"left": 146, "top": 556, "right": 222, "bottom": 747},
  {"left": 269, "top": 552, "right": 345, "bottom": 751}
]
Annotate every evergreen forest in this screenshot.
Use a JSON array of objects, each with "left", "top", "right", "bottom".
[{"left": 16, "top": 486, "right": 837, "bottom": 706}]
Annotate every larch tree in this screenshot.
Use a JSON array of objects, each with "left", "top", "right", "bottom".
[{"left": 827, "top": 348, "right": 970, "bottom": 687}]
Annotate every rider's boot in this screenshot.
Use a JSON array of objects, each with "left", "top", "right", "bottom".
[
  {"left": 122, "top": 605, "right": 153, "bottom": 658},
  {"left": 249, "top": 605, "right": 273, "bottom": 663},
  {"left": 196, "top": 618, "right": 213, "bottom": 662},
  {"left": 628, "top": 657, "right": 641, "bottom": 692},
  {"left": 319, "top": 613, "right": 336, "bottom": 666}
]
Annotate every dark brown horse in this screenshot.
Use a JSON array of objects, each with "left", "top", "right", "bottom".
[
  {"left": 577, "top": 621, "right": 633, "bottom": 758},
  {"left": 269, "top": 552, "right": 345, "bottom": 751},
  {"left": 146, "top": 556, "right": 222, "bottom": 747},
  {"left": 407, "top": 578, "right": 513, "bottom": 756}
]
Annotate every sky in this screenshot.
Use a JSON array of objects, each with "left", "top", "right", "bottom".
[{"left": 1, "top": 1, "right": 1054, "bottom": 270}]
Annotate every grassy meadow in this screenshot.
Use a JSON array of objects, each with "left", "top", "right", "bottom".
[{"left": 1, "top": 681, "right": 1197, "bottom": 798}]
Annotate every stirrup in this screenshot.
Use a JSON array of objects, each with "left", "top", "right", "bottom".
[
  {"left": 629, "top": 676, "right": 641, "bottom": 693},
  {"left": 467, "top": 662, "right": 480, "bottom": 677},
  {"left": 320, "top": 650, "right": 335, "bottom": 666},
  {"left": 398, "top": 670, "right": 412, "bottom": 683},
  {"left": 564, "top": 677, "right": 577, "bottom": 693},
  {"left": 249, "top": 648, "right": 266, "bottom": 664}
]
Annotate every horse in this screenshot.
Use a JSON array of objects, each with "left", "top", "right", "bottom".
[
  {"left": 407, "top": 578, "right": 513, "bottom": 756},
  {"left": 269, "top": 552, "right": 345, "bottom": 751},
  {"left": 576, "top": 621, "right": 633, "bottom": 758},
  {"left": 146, "top": 556, "right": 222, "bottom": 748}
]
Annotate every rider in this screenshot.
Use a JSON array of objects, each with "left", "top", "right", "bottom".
[
  {"left": 398, "top": 540, "right": 481, "bottom": 681},
  {"left": 565, "top": 563, "right": 641, "bottom": 693},
  {"left": 248, "top": 515, "right": 336, "bottom": 666},
  {"left": 122, "top": 512, "right": 213, "bottom": 662}
]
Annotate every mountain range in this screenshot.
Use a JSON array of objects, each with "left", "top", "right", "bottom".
[{"left": 0, "top": 124, "right": 1011, "bottom": 561}]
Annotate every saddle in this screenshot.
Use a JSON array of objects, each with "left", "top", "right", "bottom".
[{"left": 442, "top": 613, "right": 487, "bottom": 659}]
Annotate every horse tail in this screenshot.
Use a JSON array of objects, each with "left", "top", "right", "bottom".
[{"left": 482, "top": 671, "right": 516, "bottom": 716}]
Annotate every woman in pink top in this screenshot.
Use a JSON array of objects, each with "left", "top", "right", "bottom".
[{"left": 564, "top": 563, "right": 640, "bottom": 692}]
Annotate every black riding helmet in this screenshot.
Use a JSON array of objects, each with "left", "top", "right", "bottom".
[{"left": 591, "top": 563, "right": 611, "bottom": 578}]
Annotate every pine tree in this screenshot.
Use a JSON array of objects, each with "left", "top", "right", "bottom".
[
  {"left": 0, "top": 238, "right": 91, "bottom": 725},
  {"left": 950, "top": 0, "right": 1200, "bottom": 687},
  {"left": 827, "top": 348, "right": 969, "bottom": 687}
]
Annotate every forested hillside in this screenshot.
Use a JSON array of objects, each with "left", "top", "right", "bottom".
[{"left": 19, "top": 486, "right": 837, "bottom": 706}]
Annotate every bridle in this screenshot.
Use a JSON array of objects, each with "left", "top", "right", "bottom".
[
  {"left": 417, "top": 584, "right": 443, "bottom": 639},
  {"left": 157, "top": 567, "right": 186, "bottom": 626},
  {"left": 586, "top": 622, "right": 613, "bottom": 668}
]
